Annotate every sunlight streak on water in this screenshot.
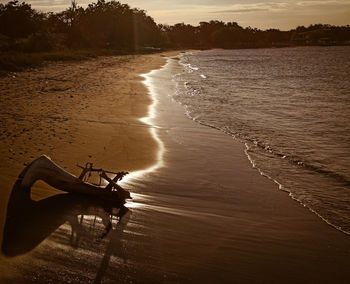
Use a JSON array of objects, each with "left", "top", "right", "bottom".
[{"left": 125, "top": 196, "right": 234, "bottom": 221}]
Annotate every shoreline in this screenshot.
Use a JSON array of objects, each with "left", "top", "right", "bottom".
[
  {"left": 244, "top": 142, "right": 350, "bottom": 236},
  {"left": 176, "top": 48, "right": 350, "bottom": 237},
  {"left": 2, "top": 44, "right": 350, "bottom": 75},
  {"left": 122, "top": 56, "right": 350, "bottom": 282},
  {"left": 118, "top": 69, "right": 167, "bottom": 185},
  {"left": 183, "top": 109, "right": 350, "bottom": 236},
  {"left": 1, "top": 52, "right": 350, "bottom": 283}
]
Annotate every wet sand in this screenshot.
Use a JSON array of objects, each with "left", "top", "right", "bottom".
[
  {"left": 0, "top": 53, "right": 350, "bottom": 283},
  {"left": 120, "top": 58, "right": 350, "bottom": 283}
]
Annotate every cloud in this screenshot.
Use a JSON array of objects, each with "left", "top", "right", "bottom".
[
  {"left": 210, "top": 2, "right": 290, "bottom": 14},
  {"left": 211, "top": 8, "right": 269, "bottom": 13},
  {"left": 297, "top": 0, "right": 350, "bottom": 5}
]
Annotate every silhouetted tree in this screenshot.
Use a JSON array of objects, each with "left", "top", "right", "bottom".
[
  {"left": 1, "top": 0, "right": 350, "bottom": 53},
  {"left": 0, "top": 0, "right": 44, "bottom": 38}
]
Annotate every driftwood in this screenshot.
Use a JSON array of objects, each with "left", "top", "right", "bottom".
[{"left": 18, "top": 155, "right": 131, "bottom": 203}]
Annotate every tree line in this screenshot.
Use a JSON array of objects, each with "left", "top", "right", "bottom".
[{"left": 1, "top": 0, "right": 350, "bottom": 53}]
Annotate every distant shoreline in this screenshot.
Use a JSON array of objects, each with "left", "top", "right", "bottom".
[
  {"left": 2, "top": 42, "right": 350, "bottom": 76},
  {"left": 0, "top": 48, "right": 168, "bottom": 76},
  {"left": 1, "top": 0, "right": 349, "bottom": 78}
]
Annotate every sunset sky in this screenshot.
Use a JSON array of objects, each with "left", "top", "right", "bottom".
[{"left": 3, "top": 0, "right": 350, "bottom": 30}]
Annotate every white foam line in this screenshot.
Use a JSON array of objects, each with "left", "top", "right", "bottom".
[
  {"left": 243, "top": 142, "right": 350, "bottom": 236},
  {"left": 120, "top": 63, "right": 168, "bottom": 186}
]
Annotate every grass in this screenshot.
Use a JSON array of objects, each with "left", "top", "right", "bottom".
[
  {"left": 0, "top": 48, "right": 142, "bottom": 76},
  {"left": 0, "top": 53, "right": 43, "bottom": 72}
]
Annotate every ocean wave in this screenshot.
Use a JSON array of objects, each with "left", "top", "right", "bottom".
[
  {"left": 177, "top": 111, "right": 350, "bottom": 235},
  {"left": 245, "top": 139, "right": 350, "bottom": 187},
  {"left": 174, "top": 48, "right": 350, "bottom": 236}
]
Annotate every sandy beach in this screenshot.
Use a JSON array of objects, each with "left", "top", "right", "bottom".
[
  {"left": 0, "top": 52, "right": 172, "bottom": 281},
  {"left": 1, "top": 52, "right": 350, "bottom": 283}
]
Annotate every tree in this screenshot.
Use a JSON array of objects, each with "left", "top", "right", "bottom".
[{"left": 0, "top": 0, "right": 44, "bottom": 38}]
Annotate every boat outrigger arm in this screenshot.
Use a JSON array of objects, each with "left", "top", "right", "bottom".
[{"left": 18, "top": 155, "right": 131, "bottom": 203}]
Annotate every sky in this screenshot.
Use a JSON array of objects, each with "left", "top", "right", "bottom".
[{"left": 2, "top": 0, "right": 350, "bottom": 30}]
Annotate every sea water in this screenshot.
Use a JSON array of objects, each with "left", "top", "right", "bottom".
[{"left": 174, "top": 46, "right": 350, "bottom": 234}]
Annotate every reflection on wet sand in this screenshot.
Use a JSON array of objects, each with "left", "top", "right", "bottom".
[{"left": 2, "top": 178, "right": 131, "bottom": 283}]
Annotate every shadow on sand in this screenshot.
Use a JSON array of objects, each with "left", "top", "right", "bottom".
[{"left": 1, "top": 178, "right": 131, "bottom": 283}]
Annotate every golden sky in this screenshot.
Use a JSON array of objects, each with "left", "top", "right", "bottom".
[{"left": 4, "top": 0, "right": 350, "bottom": 30}]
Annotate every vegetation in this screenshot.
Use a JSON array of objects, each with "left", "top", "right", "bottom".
[{"left": 1, "top": 0, "right": 350, "bottom": 73}]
